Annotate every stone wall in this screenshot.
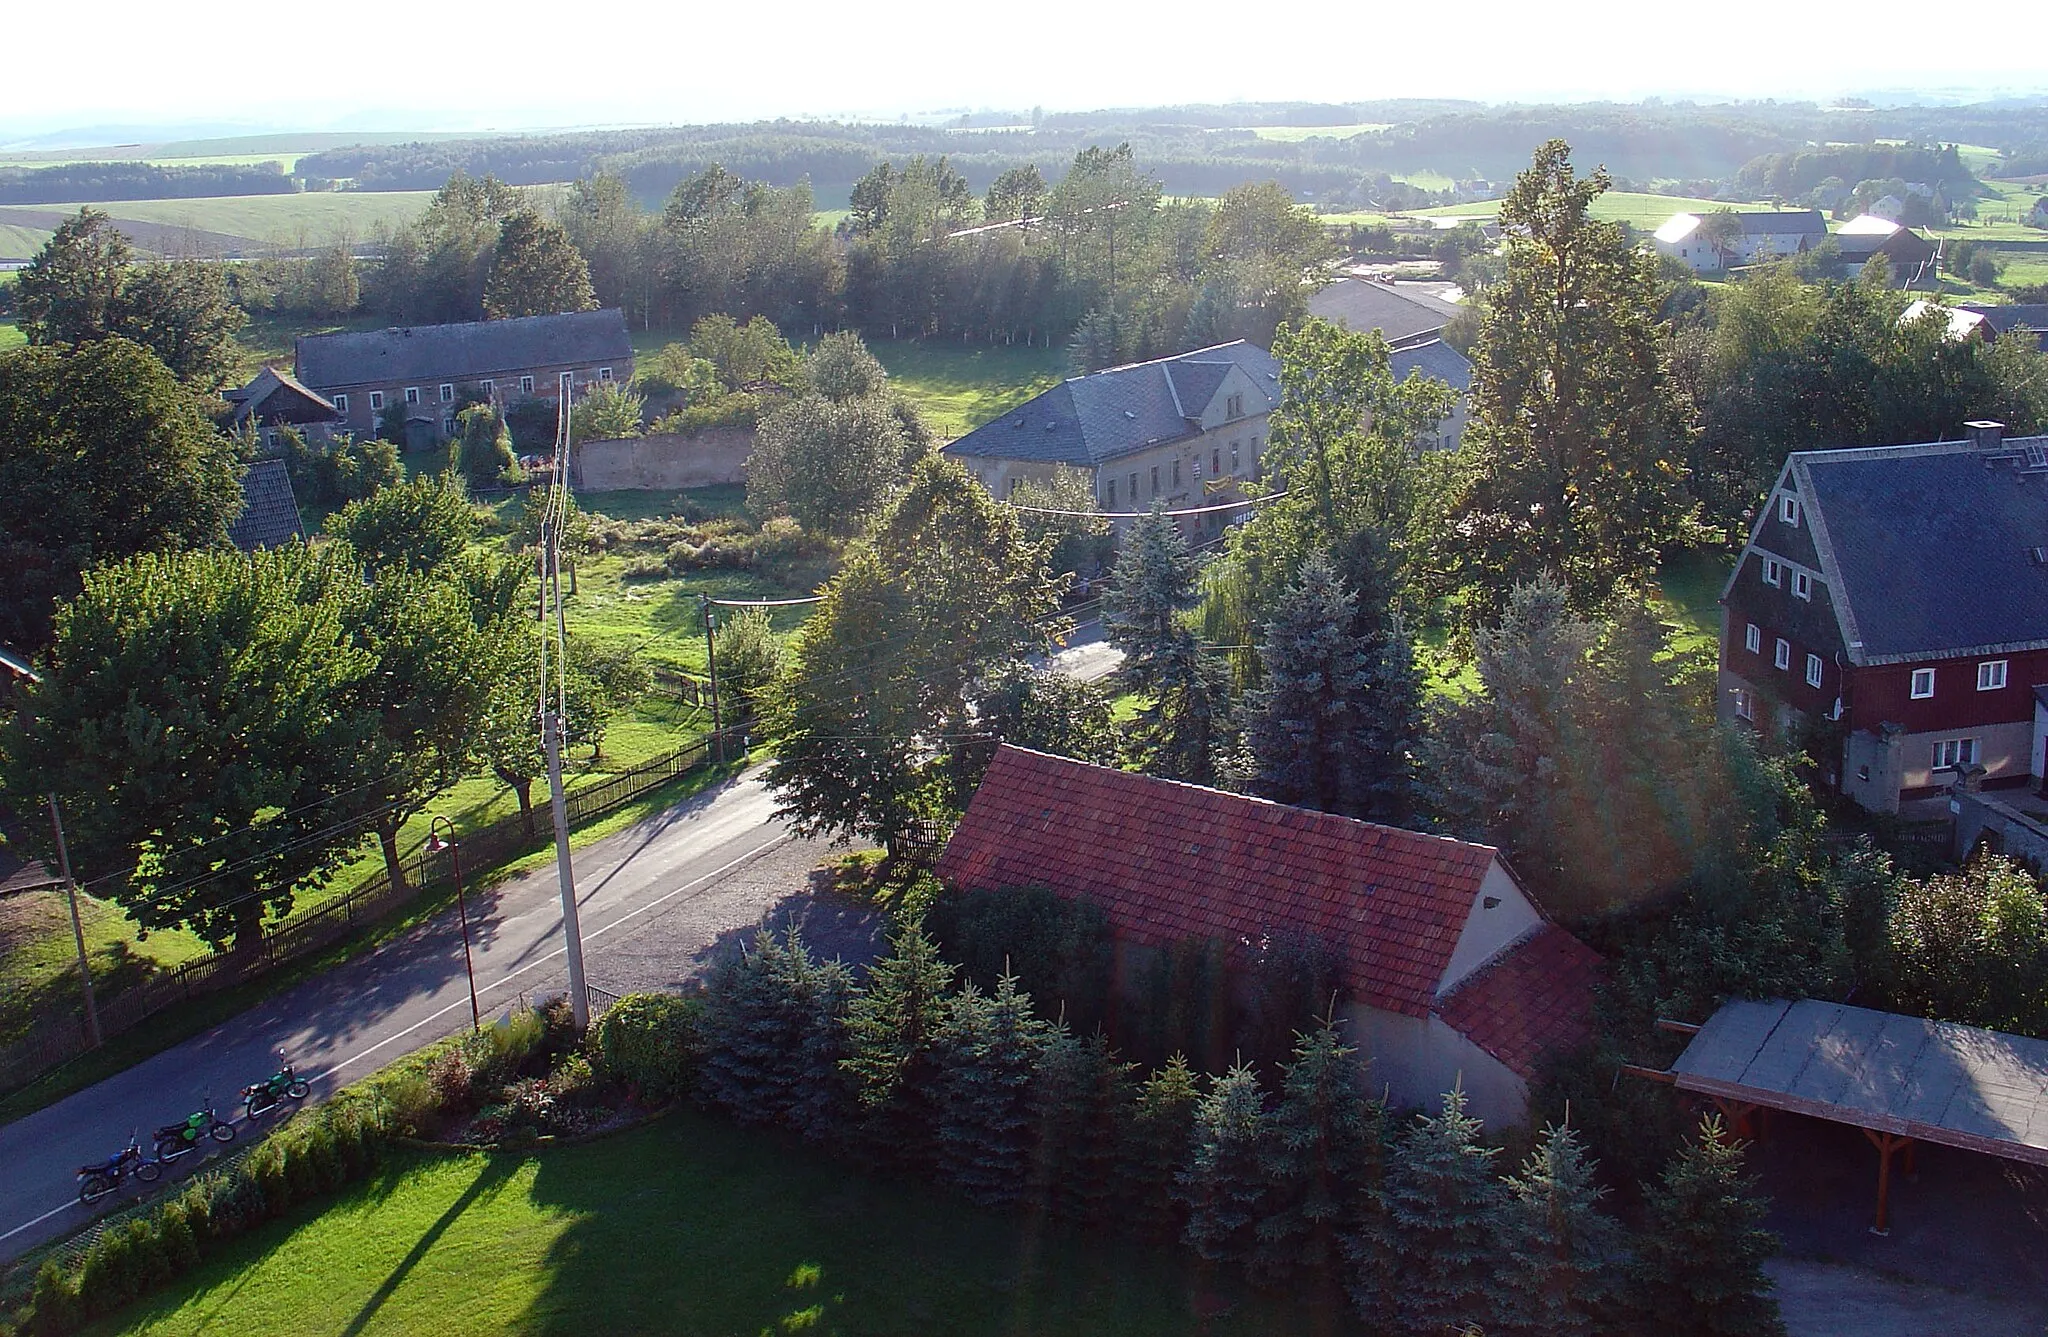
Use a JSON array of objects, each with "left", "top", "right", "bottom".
[{"left": 572, "top": 427, "right": 752, "bottom": 491}]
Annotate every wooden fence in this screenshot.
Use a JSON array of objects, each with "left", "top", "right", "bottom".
[{"left": 0, "top": 734, "right": 734, "bottom": 1096}]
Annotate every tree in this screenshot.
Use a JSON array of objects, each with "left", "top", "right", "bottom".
[
  {"left": 1011, "top": 466, "right": 1112, "bottom": 580},
  {"left": 984, "top": 165, "right": 1048, "bottom": 222},
  {"left": 1502, "top": 1121, "right": 1622, "bottom": 1337},
  {"left": 1177, "top": 1062, "right": 1272, "bottom": 1267},
  {"left": 1243, "top": 552, "right": 1376, "bottom": 816},
  {"left": 1630, "top": 1119, "right": 1786, "bottom": 1337},
  {"left": 1104, "top": 504, "right": 1201, "bottom": 676},
  {"left": 1361, "top": 1086, "right": 1509, "bottom": 1335},
  {"left": 568, "top": 381, "right": 645, "bottom": 444},
  {"left": 1695, "top": 209, "right": 1746, "bottom": 269},
  {"left": 699, "top": 928, "right": 855, "bottom": 1140},
  {"left": 482, "top": 209, "right": 597, "bottom": 319},
  {"left": 326, "top": 475, "right": 480, "bottom": 578},
  {"left": 976, "top": 664, "right": 1122, "bottom": 768},
  {"left": 478, "top": 632, "right": 646, "bottom": 838},
  {"left": 0, "top": 546, "right": 375, "bottom": 955},
  {"left": 452, "top": 404, "right": 520, "bottom": 489},
  {"left": 16, "top": 208, "right": 130, "bottom": 347},
  {"left": 1885, "top": 856, "right": 2048, "bottom": 1034},
  {"left": 1027, "top": 1027, "right": 1134, "bottom": 1225},
  {"left": 1446, "top": 140, "right": 1698, "bottom": 617},
  {"left": 1117, "top": 1053, "right": 1201, "bottom": 1240},
  {"left": 689, "top": 313, "right": 800, "bottom": 389},
  {"left": 931, "top": 974, "right": 1053, "bottom": 1205},
  {"left": 839, "top": 924, "right": 957, "bottom": 1163},
  {"left": 0, "top": 338, "right": 241, "bottom": 651},
  {"left": 712, "top": 607, "right": 785, "bottom": 726},
  {"left": 1255, "top": 1020, "right": 1382, "bottom": 1287},
  {"left": 110, "top": 259, "right": 246, "bottom": 391},
  {"left": 804, "top": 329, "right": 890, "bottom": 402},
  {"left": 748, "top": 393, "right": 907, "bottom": 535}
]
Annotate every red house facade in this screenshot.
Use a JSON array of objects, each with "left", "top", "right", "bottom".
[{"left": 1720, "top": 423, "right": 2048, "bottom": 811}]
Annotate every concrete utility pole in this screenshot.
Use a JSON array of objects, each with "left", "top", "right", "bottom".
[
  {"left": 700, "top": 594, "right": 723, "bottom": 763},
  {"left": 544, "top": 370, "right": 590, "bottom": 1030},
  {"left": 46, "top": 795, "right": 100, "bottom": 1047}
]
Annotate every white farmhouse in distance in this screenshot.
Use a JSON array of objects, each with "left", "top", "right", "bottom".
[{"left": 1652, "top": 209, "right": 1828, "bottom": 274}]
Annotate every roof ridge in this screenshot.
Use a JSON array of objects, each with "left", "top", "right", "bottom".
[{"left": 1075, "top": 340, "right": 1253, "bottom": 379}]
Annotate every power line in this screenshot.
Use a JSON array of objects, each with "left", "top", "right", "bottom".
[{"left": 997, "top": 490, "right": 1289, "bottom": 520}]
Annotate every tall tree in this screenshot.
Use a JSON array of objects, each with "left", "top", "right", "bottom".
[
  {"left": 1630, "top": 1119, "right": 1786, "bottom": 1337},
  {"left": 326, "top": 474, "right": 479, "bottom": 578},
  {"left": 1027, "top": 1026, "right": 1135, "bottom": 1225},
  {"left": 16, "top": 208, "right": 130, "bottom": 347},
  {"left": 1104, "top": 505, "right": 1231, "bottom": 784},
  {"left": 1117, "top": 1053, "right": 1202, "bottom": 1240},
  {"left": 483, "top": 209, "right": 598, "bottom": 319},
  {"left": 930, "top": 974, "right": 1053, "bottom": 1206},
  {"left": 1361, "top": 1086, "right": 1510, "bottom": 1335},
  {"left": 747, "top": 333, "right": 909, "bottom": 535},
  {"left": 1256, "top": 1020, "right": 1383, "bottom": 1287},
  {"left": 1243, "top": 552, "right": 1376, "bottom": 816},
  {"left": 839, "top": 924, "right": 957, "bottom": 1163},
  {"left": 1502, "top": 1121, "right": 1623, "bottom": 1337},
  {"left": 1446, "top": 140, "right": 1698, "bottom": 617},
  {"left": 1178, "top": 1062, "right": 1273, "bottom": 1267},
  {"left": 0, "top": 546, "right": 376, "bottom": 955},
  {"left": 110, "top": 259, "right": 246, "bottom": 391},
  {"left": 699, "top": 927, "right": 855, "bottom": 1141}
]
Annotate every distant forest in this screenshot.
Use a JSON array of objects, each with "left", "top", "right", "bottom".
[{"left": 0, "top": 161, "right": 297, "bottom": 205}]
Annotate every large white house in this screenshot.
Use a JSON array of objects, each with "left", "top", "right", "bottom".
[{"left": 1653, "top": 209, "right": 1828, "bottom": 273}]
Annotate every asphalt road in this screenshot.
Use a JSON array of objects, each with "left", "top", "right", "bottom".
[{"left": 0, "top": 769, "right": 872, "bottom": 1262}]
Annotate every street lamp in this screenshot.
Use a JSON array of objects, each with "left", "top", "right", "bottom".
[{"left": 425, "top": 815, "right": 480, "bottom": 1033}]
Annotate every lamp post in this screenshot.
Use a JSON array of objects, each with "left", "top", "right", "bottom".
[{"left": 425, "top": 816, "right": 479, "bottom": 1033}]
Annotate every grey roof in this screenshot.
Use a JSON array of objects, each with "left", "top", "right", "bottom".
[
  {"left": 227, "top": 459, "right": 307, "bottom": 552},
  {"left": 1389, "top": 338, "right": 1472, "bottom": 393},
  {"left": 1777, "top": 436, "right": 2048, "bottom": 664},
  {"left": 1731, "top": 209, "right": 1827, "bottom": 236},
  {"left": 943, "top": 341, "right": 1281, "bottom": 467},
  {"left": 1960, "top": 304, "right": 2048, "bottom": 347},
  {"left": 228, "top": 366, "right": 340, "bottom": 428},
  {"left": 295, "top": 309, "right": 632, "bottom": 390},
  {"left": 1306, "top": 279, "right": 1464, "bottom": 344}
]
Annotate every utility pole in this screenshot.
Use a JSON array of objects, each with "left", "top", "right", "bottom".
[
  {"left": 46, "top": 795, "right": 100, "bottom": 1047},
  {"left": 700, "top": 594, "right": 723, "bottom": 762},
  {"left": 543, "top": 370, "right": 590, "bottom": 1030}
]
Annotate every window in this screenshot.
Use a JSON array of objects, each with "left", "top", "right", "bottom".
[
  {"left": 1773, "top": 638, "right": 1791, "bottom": 671},
  {"left": 1934, "top": 737, "right": 1980, "bottom": 771},
  {"left": 479, "top": 379, "right": 495, "bottom": 396},
  {"left": 1106, "top": 479, "right": 1116, "bottom": 507},
  {"left": 1911, "top": 668, "right": 1935, "bottom": 699},
  {"left": 1129, "top": 473, "right": 1138, "bottom": 503},
  {"left": 1231, "top": 444, "right": 1240, "bottom": 472},
  {"left": 439, "top": 383, "right": 454, "bottom": 403},
  {"left": 1172, "top": 458, "right": 1181, "bottom": 487},
  {"left": 1805, "top": 654, "right": 1824, "bottom": 688},
  {"left": 1732, "top": 687, "right": 1754, "bottom": 721},
  {"left": 1006, "top": 477, "right": 1020, "bottom": 499},
  {"left": 1979, "top": 660, "right": 2009, "bottom": 691},
  {"left": 1225, "top": 392, "right": 1244, "bottom": 419},
  {"left": 332, "top": 393, "right": 348, "bottom": 415},
  {"left": 598, "top": 367, "right": 614, "bottom": 383},
  {"left": 1211, "top": 448, "right": 1221, "bottom": 476},
  {"left": 1793, "top": 571, "right": 1812, "bottom": 600},
  {"left": 1761, "top": 557, "right": 1782, "bottom": 587},
  {"left": 1150, "top": 466, "right": 1159, "bottom": 496},
  {"left": 369, "top": 390, "right": 384, "bottom": 411},
  {"left": 520, "top": 375, "right": 535, "bottom": 395},
  {"left": 1744, "top": 623, "right": 1761, "bottom": 654},
  {"left": 404, "top": 386, "right": 420, "bottom": 405},
  {"left": 1779, "top": 494, "right": 1800, "bottom": 526}
]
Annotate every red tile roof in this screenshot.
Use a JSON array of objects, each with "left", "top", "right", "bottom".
[
  {"left": 1433, "top": 926, "right": 1603, "bottom": 1078},
  {"left": 936, "top": 746, "right": 1509, "bottom": 1018}
]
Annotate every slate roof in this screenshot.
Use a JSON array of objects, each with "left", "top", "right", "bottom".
[
  {"left": 1434, "top": 926, "right": 1602, "bottom": 1078},
  {"left": 227, "top": 458, "right": 306, "bottom": 552},
  {"left": 1654, "top": 209, "right": 1827, "bottom": 245},
  {"left": 1960, "top": 304, "right": 2048, "bottom": 349},
  {"left": 226, "top": 366, "right": 340, "bottom": 429},
  {"left": 936, "top": 746, "right": 1507, "bottom": 1018},
  {"left": 943, "top": 341, "right": 1280, "bottom": 466},
  {"left": 295, "top": 309, "right": 632, "bottom": 390},
  {"left": 1389, "top": 337, "right": 1472, "bottom": 394},
  {"left": 1761, "top": 436, "right": 2048, "bottom": 664},
  {"left": 1306, "top": 279, "right": 1464, "bottom": 344}
]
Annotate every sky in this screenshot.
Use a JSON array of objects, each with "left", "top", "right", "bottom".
[{"left": 6, "top": 0, "right": 2046, "bottom": 138}]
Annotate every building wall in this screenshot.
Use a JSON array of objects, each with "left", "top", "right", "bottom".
[
  {"left": 1436, "top": 861, "right": 1544, "bottom": 992},
  {"left": 310, "top": 354, "right": 635, "bottom": 439},
  {"left": 572, "top": 428, "right": 752, "bottom": 491},
  {"left": 1340, "top": 1003, "right": 1528, "bottom": 1126}
]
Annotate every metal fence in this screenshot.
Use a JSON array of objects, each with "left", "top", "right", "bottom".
[{"left": 0, "top": 734, "right": 734, "bottom": 1096}]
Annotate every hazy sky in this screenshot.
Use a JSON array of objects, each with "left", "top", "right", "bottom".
[{"left": 8, "top": 0, "right": 2045, "bottom": 136}]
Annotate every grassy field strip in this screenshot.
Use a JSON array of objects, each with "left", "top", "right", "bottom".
[
  {"left": 868, "top": 339, "right": 1067, "bottom": 440},
  {"left": 0, "top": 320, "right": 23, "bottom": 352},
  {"left": 1246, "top": 123, "right": 1391, "bottom": 142}
]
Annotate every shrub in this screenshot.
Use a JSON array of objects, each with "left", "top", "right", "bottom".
[
  {"left": 497, "top": 1077, "right": 565, "bottom": 1141},
  {"left": 926, "top": 886, "right": 1115, "bottom": 1034},
  {"left": 592, "top": 992, "right": 701, "bottom": 1102},
  {"left": 157, "top": 1201, "right": 201, "bottom": 1272},
  {"left": 27, "top": 1262, "right": 82, "bottom": 1335},
  {"left": 549, "top": 1051, "right": 599, "bottom": 1106},
  {"left": 700, "top": 930, "right": 855, "bottom": 1139},
  {"left": 428, "top": 1046, "right": 476, "bottom": 1113}
]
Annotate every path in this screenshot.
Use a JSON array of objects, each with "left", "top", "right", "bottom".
[{"left": 0, "top": 769, "right": 874, "bottom": 1261}]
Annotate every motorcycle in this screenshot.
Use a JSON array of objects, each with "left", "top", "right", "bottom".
[
  {"left": 78, "top": 1133, "right": 160, "bottom": 1205},
  {"left": 152, "top": 1098, "right": 235, "bottom": 1163},
  {"left": 240, "top": 1051, "right": 311, "bottom": 1120}
]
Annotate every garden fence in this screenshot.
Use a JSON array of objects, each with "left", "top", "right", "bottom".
[{"left": 0, "top": 733, "right": 735, "bottom": 1096}]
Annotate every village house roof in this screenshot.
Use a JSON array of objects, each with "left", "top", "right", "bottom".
[
  {"left": 227, "top": 458, "right": 306, "bottom": 552},
  {"left": 942, "top": 341, "right": 1280, "bottom": 467},
  {"left": 1960, "top": 303, "right": 2048, "bottom": 350},
  {"left": 294, "top": 309, "right": 633, "bottom": 391},
  {"left": 225, "top": 366, "right": 340, "bottom": 431},
  {"left": 1653, "top": 209, "right": 1828, "bottom": 246},
  {"left": 1388, "top": 337, "right": 1473, "bottom": 394},
  {"left": 1306, "top": 278, "right": 1464, "bottom": 345},
  {"left": 935, "top": 746, "right": 1601, "bottom": 1073},
  {"left": 1744, "top": 431, "right": 2048, "bottom": 666}
]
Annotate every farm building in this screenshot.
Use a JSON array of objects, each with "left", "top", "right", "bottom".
[
  {"left": 227, "top": 458, "right": 306, "bottom": 552},
  {"left": 223, "top": 366, "right": 342, "bottom": 451},
  {"left": 935, "top": 745, "right": 1602, "bottom": 1125},
  {"left": 1832, "top": 215, "right": 1938, "bottom": 285},
  {"left": 1306, "top": 277, "right": 1463, "bottom": 345},
  {"left": 1651, "top": 209, "right": 1827, "bottom": 273}
]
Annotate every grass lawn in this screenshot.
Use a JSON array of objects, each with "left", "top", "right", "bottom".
[
  {"left": 93, "top": 1110, "right": 1314, "bottom": 1337},
  {"left": 868, "top": 339, "right": 1067, "bottom": 440},
  {"left": 0, "top": 318, "right": 23, "bottom": 351},
  {"left": 1412, "top": 190, "right": 1780, "bottom": 231}
]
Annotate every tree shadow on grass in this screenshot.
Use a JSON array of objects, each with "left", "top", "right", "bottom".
[{"left": 338, "top": 1153, "right": 521, "bottom": 1337}]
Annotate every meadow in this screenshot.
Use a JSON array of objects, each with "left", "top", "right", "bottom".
[{"left": 1246, "top": 123, "right": 1391, "bottom": 142}]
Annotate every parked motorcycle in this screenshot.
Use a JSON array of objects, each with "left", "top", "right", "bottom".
[
  {"left": 152, "top": 1098, "right": 235, "bottom": 1162},
  {"left": 77, "top": 1133, "right": 160, "bottom": 1205},
  {"left": 240, "top": 1051, "right": 311, "bottom": 1120}
]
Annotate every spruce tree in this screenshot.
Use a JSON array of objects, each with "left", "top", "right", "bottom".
[
  {"left": 1502, "top": 1120, "right": 1623, "bottom": 1337},
  {"left": 1028, "top": 1026, "right": 1136, "bottom": 1225},
  {"left": 1140, "top": 630, "right": 1234, "bottom": 786},
  {"left": 1178, "top": 1063, "right": 1273, "bottom": 1266},
  {"left": 1104, "top": 502, "right": 1201, "bottom": 675},
  {"left": 839, "top": 924, "right": 957, "bottom": 1163},
  {"left": 699, "top": 928, "right": 855, "bottom": 1139},
  {"left": 931, "top": 974, "right": 1052, "bottom": 1206},
  {"left": 1254, "top": 1020, "right": 1383, "bottom": 1286},
  {"left": 1360, "top": 1085, "right": 1510, "bottom": 1335},
  {"left": 1118, "top": 1054, "right": 1202, "bottom": 1241},
  {"left": 1357, "top": 616, "right": 1424, "bottom": 825},
  {"left": 1243, "top": 552, "right": 1375, "bottom": 816},
  {"left": 1631, "top": 1118, "right": 1786, "bottom": 1337}
]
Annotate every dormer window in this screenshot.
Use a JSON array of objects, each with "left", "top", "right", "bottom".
[
  {"left": 1911, "top": 668, "right": 1935, "bottom": 699},
  {"left": 1225, "top": 392, "right": 1244, "bottom": 420},
  {"left": 1779, "top": 494, "right": 1800, "bottom": 526},
  {"left": 1761, "top": 558, "right": 1782, "bottom": 587}
]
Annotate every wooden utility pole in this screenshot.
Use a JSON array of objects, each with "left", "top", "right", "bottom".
[
  {"left": 700, "top": 595, "right": 723, "bottom": 762},
  {"left": 47, "top": 794, "right": 101, "bottom": 1047}
]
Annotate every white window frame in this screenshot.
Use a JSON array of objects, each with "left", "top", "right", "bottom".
[
  {"left": 369, "top": 390, "right": 384, "bottom": 412},
  {"left": 1225, "top": 392, "right": 1244, "bottom": 420},
  {"left": 404, "top": 386, "right": 420, "bottom": 406},
  {"left": 1805, "top": 654, "right": 1824, "bottom": 688},
  {"left": 1732, "top": 687, "right": 1754, "bottom": 721},
  {"left": 1105, "top": 478, "right": 1117, "bottom": 507},
  {"left": 1934, "top": 737, "right": 1980, "bottom": 770},
  {"left": 1792, "top": 571, "right": 1812, "bottom": 601},
  {"left": 1779, "top": 494, "right": 1800, "bottom": 526},
  {"left": 1978, "top": 659, "right": 2009, "bottom": 691},
  {"left": 1910, "top": 668, "right": 1935, "bottom": 699},
  {"left": 520, "top": 375, "right": 535, "bottom": 395},
  {"left": 1744, "top": 624, "right": 1761, "bottom": 654},
  {"left": 439, "top": 383, "right": 454, "bottom": 403},
  {"left": 479, "top": 379, "right": 495, "bottom": 397},
  {"left": 1762, "top": 557, "right": 1782, "bottom": 587},
  {"left": 1774, "top": 638, "right": 1791, "bottom": 671},
  {"left": 332, "top": 393, "right": 348, "bottom": 415},
  {"left": 598, "top": 367, "right": 614, "bottom": 383}
]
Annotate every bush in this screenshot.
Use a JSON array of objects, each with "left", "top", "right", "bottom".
[
  {"left": 652, "top": 390, "right": 759, "bottom": 435},
  {"left": 926, "top": 886, "right": 1115, "bottom": 1034},
  {"left": 592, "top": 991, "right": 703, "bottom": 1102},
  {"left": 550, "top": 1051, "right": 599, "bottom": 1106},
  {"left": 27, "top": 1261, "right": 82, "bottom": 1335}
]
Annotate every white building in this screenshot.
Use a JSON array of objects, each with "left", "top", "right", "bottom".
[{"left": 1653, "top": 209, "right": 1829, "bottom": 273}]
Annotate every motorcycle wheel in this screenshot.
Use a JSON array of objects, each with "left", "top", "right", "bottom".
[
  {"left": 136, "top": 1160, "right": 162, "bottom": 1184},
  {"left": 210, "top": 1120, "right": 236, "bottom": 1143},
  {"left": 244, "top": 1097, "right": 273, "bottom": 1120},
  {"left": 285, "top": 1079, "right": 310, "bottom": 1099},
  {"left": 79, "top": 1173, "right": 114, "bottom": 1205},
  {"left": 154, "top": 1138, "right": 187, "bottom": 1162}
]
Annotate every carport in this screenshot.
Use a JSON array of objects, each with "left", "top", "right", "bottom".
[{"left": 1630, "top": 998, "right": 2048, "bottom": 1234}]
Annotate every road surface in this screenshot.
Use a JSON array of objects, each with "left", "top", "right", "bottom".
[
  {"left": 0, "top": 770, "right": 873, "bottom": 1262},
  {"left": 1050, "top": 618, "right": 1124, "bottom": 684}
]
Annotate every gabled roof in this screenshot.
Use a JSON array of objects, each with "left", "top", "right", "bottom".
[
  {"left": 1653, "top": 209, "right": 1827, "bottom": 245},
  {"left": 1960, "top": 304, "right": 2048, "bottom": 348},
  {"left": 1747, "top": 435, "right": 2048, "bottom": 665},
  {"left": 227, "top": 366, "right": 340, "bottom": 428},
  {"left": 1837, "top": 213, "right": 1902, "bottom": 238},
  {"left": 1389, "top": 337, "right": 1473, "bottom": 393},
  {"left": 1434, "top": 926, "right": 1602, "bottom": 1078},
  {"left": 295, "top": 309, "right": 632, "bottom": 390},
  {"left": 943, "top": 341, "right": 1279, "bottom": 466},
  {"left": 227, "top": 458, "right": 306, "bottom": 552},
  {"left": 937, "top": 746, "right": 1507, "bottom": 1018},
  {"left": 1306, "top": 278, "right": 1463, "bottom": 345}
]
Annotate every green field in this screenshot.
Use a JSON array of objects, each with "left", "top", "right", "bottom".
[
  {"left": 812, "top": 208, "right": 850, "bottom": 230},
  {"left": 0, "top": 320, "right": 22, "bottom": 352},
  {"left": 91, "top": 1111, "right": 1309, "bottom": 1337},
  {"left": 1246, "top": 123, "right": 1390, "bottom": 142},
  {"left": 0, "top": 153, "right": 310, "bottom": 172},
  {"left": 59, "top": 191, "right": 435, "bottom": 240},
  {"left": 1413, "top": 190, "right": 1781, "bottom": 231},
  {"left": 869, "top": 339, "right": 1067, "bottom": 440}
]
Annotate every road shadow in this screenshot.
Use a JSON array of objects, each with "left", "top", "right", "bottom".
[{"left": 690, "top": 889, "right": 887, "bottom": 983}]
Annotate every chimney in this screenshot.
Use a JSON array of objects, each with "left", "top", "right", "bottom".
[{"left": 1967, "top": 420, "right": 2007, "bottom": 450}]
